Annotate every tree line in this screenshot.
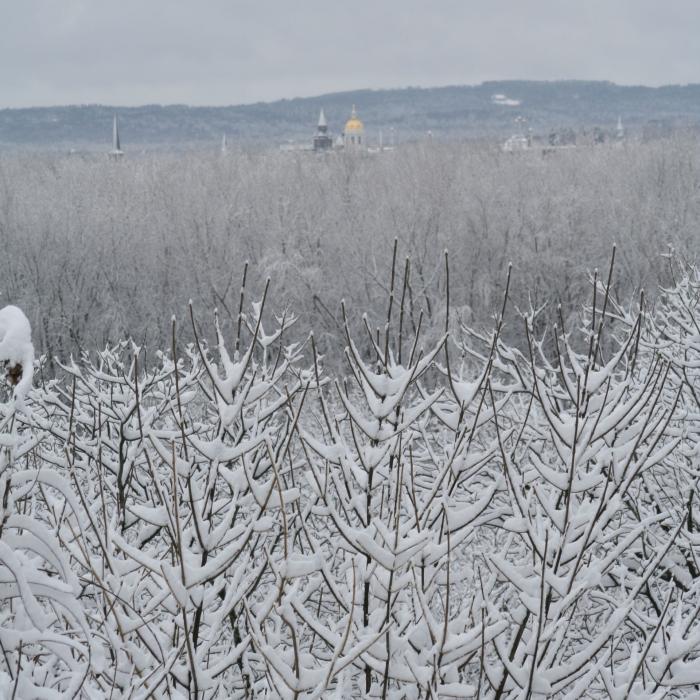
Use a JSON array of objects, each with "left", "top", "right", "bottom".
[{"left": 0, "top": 135, "right": 698, "bottom": 368}]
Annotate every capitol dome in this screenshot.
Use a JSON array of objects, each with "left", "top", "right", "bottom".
[
  {"left": 344, "top": 105, "right": 364, "bottom": 134},
  {"left": 343, "top": 105, "right": 365, "bottom": 149}
]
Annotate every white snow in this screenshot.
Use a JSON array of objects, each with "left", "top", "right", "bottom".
[
  {"left": 491, "top": 93, "right": 522, "bottom": 106},
  {"left": 0, "top": 305, "right": 34, "bottom": 403}
]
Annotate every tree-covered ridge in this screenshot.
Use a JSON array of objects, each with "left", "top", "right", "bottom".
[{"left": 3, "top": 80, "right": 700, "bottom": 148}]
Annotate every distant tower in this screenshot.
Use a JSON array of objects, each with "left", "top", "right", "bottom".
[
  {"left": 616, "top": 116, "right": 625, "bottom": 141},
  {"left": 313, "top": 109, "right": 333, "bottom": 152},
  {"left": 343, "top": 105, "right": 364, "bottom": 150},
  {"left": 109, "top": 115, "right": 124, "bottom": 158},
  {"left": 221, "top": 133, "right": 228, "bottom": 154}
]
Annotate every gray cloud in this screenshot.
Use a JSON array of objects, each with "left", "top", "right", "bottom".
[{"left": 1, "top": 0, "right": 699, "bottom": 107}]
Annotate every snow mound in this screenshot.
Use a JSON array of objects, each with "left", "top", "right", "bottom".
[
  {"left": 0, "top": 305, "right": 34, "bottom": 403},
  {"left": 491, "top": 93, "right": 521, "bottom": 107}
]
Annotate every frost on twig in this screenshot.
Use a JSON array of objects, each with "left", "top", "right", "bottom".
[{"left": 4, "top": 261, "right": 700, "bottom": 697}]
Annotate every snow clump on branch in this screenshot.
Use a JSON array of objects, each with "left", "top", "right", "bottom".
[{"left": 0, "top": 305, "right": 34, "bottom": 404}]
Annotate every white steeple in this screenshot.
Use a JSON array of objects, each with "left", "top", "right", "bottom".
[
  {"left": 616, "top": 116, "right": 625, "bottom": 140},
  {"left": 318, "top": 108, "right": 327, "bottom": 129},
  {"left": 221, "top": 133, "right": 228, "bottom": 154},
  {"left": 110, "top": 115, "right": 124, "bottom": 158}
]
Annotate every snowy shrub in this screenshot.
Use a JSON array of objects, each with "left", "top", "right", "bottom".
[{"left": 3, "top": 255, "right": 700, "bottom": 697}]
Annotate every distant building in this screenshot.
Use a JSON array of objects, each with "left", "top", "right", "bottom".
[
  {"left": 313, "top": 109, "right": 333, "bottom": 152},
  {"left": 616, "top": 116, "right": 625, "bottom": 141},
  {"left": 282, "top": 105, "right": 371, "bottom": 153},
  {"left": 503, "top": 132, "right": 531, "bottom": 152},
  {"left": 503, "top": 115, "right": 532, "bottom": 152},
  {"left": 343, "top": 105, "right": 364, "bottom": 149},
  {"left": 503, "top": 135, "right": 528, "bottom": 152},
  {"left": 109, "top": 115, "right": 124, "bottom": 158}
]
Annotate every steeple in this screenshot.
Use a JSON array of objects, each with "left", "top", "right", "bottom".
[
  {"left": 313, "top": 107, "right": 333, "bottom": 151},
  {"left": 109, "top": 115, "right": 124, "bottom": 158},
  {"left": 221, "top": 133, "right": 228, "bottom": 154},
  {"left": 616, "top": 116, "right": 625, "bottom": 141}
]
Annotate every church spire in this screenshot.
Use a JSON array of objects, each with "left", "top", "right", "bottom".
[
  {"left": 110, "top": 115, "right": 124, "bottom": 158},
  {"left": 313, "top": 107, "right": 333, "bottom": 151}
]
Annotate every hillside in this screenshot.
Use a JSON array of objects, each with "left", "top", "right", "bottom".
[{"left": 2, "top": 80, "right": 700, "bottom": 150}]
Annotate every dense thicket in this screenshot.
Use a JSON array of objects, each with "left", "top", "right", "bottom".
[
  {"left": 1, "top": 136, "right": 699, "bottom": 366},
  {"left": 3, "top": 259, "right": 700, "bottom": 697}
]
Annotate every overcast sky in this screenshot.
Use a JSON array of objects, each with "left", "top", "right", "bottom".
[{"left": 1, "top": 0, "right": 699, "bottom": 108}]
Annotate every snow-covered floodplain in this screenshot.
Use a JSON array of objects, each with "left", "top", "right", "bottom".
[{"left": 2, "top": 262, "right": 700, "bottom": 698}]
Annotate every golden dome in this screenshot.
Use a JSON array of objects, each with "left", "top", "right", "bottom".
[{"left": 344, "top": 105, "right": 364, "bottom": 133}]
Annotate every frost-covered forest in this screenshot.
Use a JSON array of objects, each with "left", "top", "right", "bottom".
[
  {"left": 1, "top": 136, "right": 700, "bottom": 365},
  {"left": 4, "top": 137, "right": 700, "bottom": 698}
]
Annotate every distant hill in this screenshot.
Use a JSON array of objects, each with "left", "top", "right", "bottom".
[{"left": 2, "top": 80, "right": 700, "bottom": 151}]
